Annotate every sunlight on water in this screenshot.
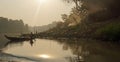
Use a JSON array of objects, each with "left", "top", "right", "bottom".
[
  {"left": 3, "top": 39, "right": 73, "bottom": 62},
  {"left": 2, "top": 38, "right": 120, "bottom": 62},
  {"left": 37, "top": 54, "right": 51, "bottom": 59}
]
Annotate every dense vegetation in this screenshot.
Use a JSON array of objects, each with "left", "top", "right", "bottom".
[
  {"left": 0, "top": 17, "right": 29, "bottom": 33},
  {"left": 39, "top": 0, "right": 120, "bottom": 41}
]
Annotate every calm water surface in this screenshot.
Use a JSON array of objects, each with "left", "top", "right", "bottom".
[
  {"left": 2, "top": 38, "right": 120, "bottom": 62},
  {"left": 3, "top": 39, "right": 73, "bottom": 62}
]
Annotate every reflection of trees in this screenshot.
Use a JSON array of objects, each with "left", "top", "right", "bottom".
[
  {"left": 57, "top": 39, "right": 120, "bottom": 62},
  {"left": 4, "top": 40, "right": 35, "bottom": 49},
  {"left": 57, "top": 39, "right": 89, "bottom": 62},
  {"left": 4, "top": 41, "right": 24, "bottom": 48}
]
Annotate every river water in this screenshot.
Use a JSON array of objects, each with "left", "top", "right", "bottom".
[{"left": 0, "top": 38, "right": 120, "bottom": 62}]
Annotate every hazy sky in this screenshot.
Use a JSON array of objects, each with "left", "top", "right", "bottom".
[{"left": 0, "top": 0, "right": 74, "bottom": 26}]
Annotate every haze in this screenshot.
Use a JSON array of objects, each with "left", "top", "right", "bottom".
[{"left": 0, "top": 0, "right": 73, "bottom": 26}]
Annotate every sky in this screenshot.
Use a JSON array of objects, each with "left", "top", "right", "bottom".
[{"left": 0, "top": 0, "right": 74, "bottom": 26}]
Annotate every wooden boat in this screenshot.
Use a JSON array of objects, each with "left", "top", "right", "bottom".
[{"left": 4, "top": 35, "right": 32, "bottom": 41}]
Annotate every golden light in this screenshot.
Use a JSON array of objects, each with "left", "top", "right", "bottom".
[
  {"left": 37, "top": 54, "right": 51, "bottom": 59},
  {"left": 38, "top": 0, "right": 48, "bottom": 4},
  {"left": 33, "top": 0, "right": 49, "bottom": 25}
]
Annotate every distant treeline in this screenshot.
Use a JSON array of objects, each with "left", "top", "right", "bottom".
[
  {"left": 29, "top": 22, "right": 57, "bottom": 33},
  {"left": 0, "top": 17, "right": 29, "bottom": 33}
]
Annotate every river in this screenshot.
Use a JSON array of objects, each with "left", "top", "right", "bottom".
[{"left": 0, "top": 37, "right": 120, "bottom": 62}]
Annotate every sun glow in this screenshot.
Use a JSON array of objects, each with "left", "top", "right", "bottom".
[
  {"left": 38, "top": 0, "right": 48, "bottom": 4},
  {"left": 37, "top": 54, "right": 51, "bottom": 59},
  {"left": 33, "top": 0, "right": 49, "bottom": 25}
]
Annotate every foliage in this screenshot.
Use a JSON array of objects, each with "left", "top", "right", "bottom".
[
  {"left": 38, "top": 0, "right": 120, "bottom": 41},
  {"left": 64, "top": 0, "right": 120, "bottom": 20},
  {"left": 95, "top": 21, "right": 120, "bottom": 41}
]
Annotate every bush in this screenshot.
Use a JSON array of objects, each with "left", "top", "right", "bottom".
[{"left": 95, "top": 22, "right": 120, "bottom": 41}]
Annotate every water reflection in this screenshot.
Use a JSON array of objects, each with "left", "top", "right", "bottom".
[
  {"left": 3, "top": 39, "right": 72, "bottom": 62},
  {"left": 0, "top": 35, "right": 37, "bottom": 62},
  {"left": 58, "top": 39, "right": 88, "bottom": 62},
  {"left": 37, "top": 54, "right": 51, "bottom": 59},
  {"left": 57, "top": 39, "right": 120, "bottom": 62},
  {"left": 2, "top": 38, "right": 120, "bottom": 62},
  {"left": 5, "top": 39, "right": 35, "bottom": 47},
  {"left": 30, "top": 39, "right": 34, "bottom": 46},
  {"left": 5, "top": 40, "right": 24, "bottom": 47}
]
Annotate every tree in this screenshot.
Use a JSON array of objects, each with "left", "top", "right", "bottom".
[
  {"left": 63, "top": 0, "right": 88, "bottom": 23},
  {"left": 64, "top": 0, "right": 120, "bottom": 19},
  {"left": 63, "top": 0, "right": 82, "bottom": 9}
]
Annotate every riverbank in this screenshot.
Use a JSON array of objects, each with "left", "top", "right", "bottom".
[{"left": 38, "top": 17, "right": 120, "bottom": 42}]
